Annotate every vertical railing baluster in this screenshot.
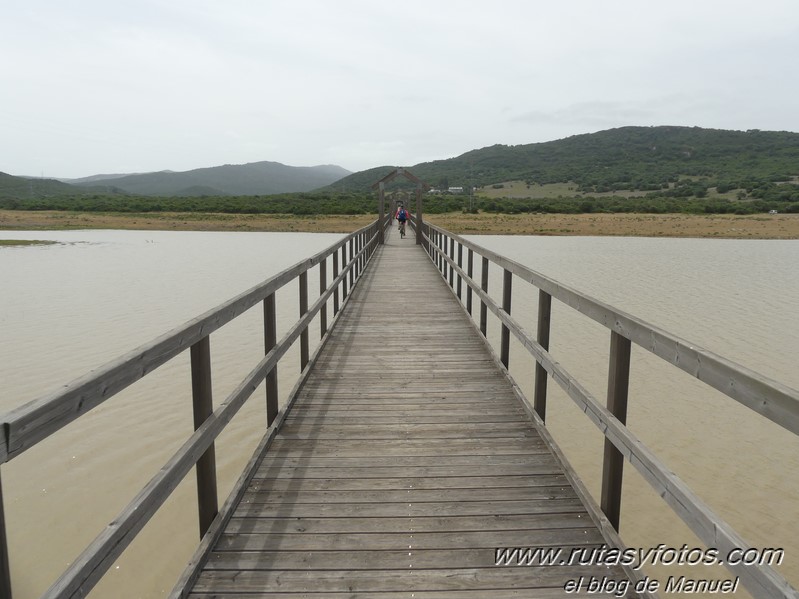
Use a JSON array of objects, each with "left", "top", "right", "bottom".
[
  {"left": 600, "top": 331, "right": 632, "bottom": 531},
  {"left": 264, "top": 293, "right": 278, "bottom": 425},
  {"left": 456, "top": 242, "right": 463, "bottom": 300},
  {"left": 466, "top": 248, "right": 474, "bottom": 315},
  {"left": 448, "top": 237, "right": 455, "bottom": 288},
  {"left": 353, "top": 235, "right": 359, "bottom": 282},
  {"left": 360, "top": 233, "right": 364, "bottom": 276},
  {"left": 0, "top": 470, "right": 12, "bottom": 599},
  {"left": 433, "top": 230, "right": 438, "bottom": 270},
  {"left": 190, "top": 336, "right": 218, "bottom": 537},
  {"left": 299, "top": 271, "right": 309, "bottom": 370},
  {"left": 332, "top": 250, "right": 340, "bottom": 315},
  {"left": 320, "top": 257, "right": 328, "bottom": 338},
  {"left": 348, "top": 238, "right": 354, "bottom": 290},
  {"left": 341, "top": 243, "right": 348, "bottom": 301},
  {"left": 480, "top": 256, "right": 489, "bottom": 337},
  {"left": 500, "top": 269, "right": 512, "bottom": 368},
  {"left": 439, "top": 232, "right": 444, "bottom": 274},
  {"left": 359, "top": 232, "right": 364, "bottom": 271},
  {"left": 534, "top": 290, "right": 552, "bottom": 422}
]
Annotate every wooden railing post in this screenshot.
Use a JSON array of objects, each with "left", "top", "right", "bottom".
[
  {"left": 456, "top": 242, "right": 463, "bottom": 300},
  {"left": 354, "top": 235, "right": 359, "bottom": 281},
  {"left": 534, "top": 290, "right": 552, "bottom": 422},
  {"left": 341, "top": 244, "right": 348, "bottom": 301},
  {"left": 440, "top": 232, "right": 445, "bottom": 274},
  {"left": 0, "top": 471, "right": 12, "bottom": 599},
  {"left": 500, "top": 269, "right": 512, "bottom": 368},
  {"left": 332, "top": 251, "right": 340, "bottom": 315},
  {"left": 190, "top": 336, "right": 218, "bottom": 537},
  {"left": 480, "top": 256, "right": 489, "bottom": 336},
  {"left": 448, "top": 237, "right": 455, "bottom": 288},
  {"left": 600, "top": 331, "right": 632, "bottom": 531},
  {"left": 348, "top": 238, "right": 354, "bottom": 291},
  {"left": 378, "top": 182, "right": 385, "bottom": 244},
  {"left": 466, "top": 248, "right": 474, "bottom": 315},
  {"left": 264, "top": 293, "right": 279, "bottom": 425},
  {"left": 415, "top": 182, "right": 423, "bottom": 246},
  {"left": 360, "top": 233, "right": 364, "bottom": 275},
  {"left": 299, "top": 271, "right": 309, "bottom": 370},
  {"left": 319, "top": 257, "right": 328, "bottom": 338},
  {"left": 436, "top": 231, "right": 441, "bottom": 271}
]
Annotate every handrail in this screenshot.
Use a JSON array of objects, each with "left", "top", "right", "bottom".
[
  {"left": 0, "top": 217, "right": 388, "bottom": 598},
  {"left": 421, "top": 221, "right": 799, "bottom": 599}
]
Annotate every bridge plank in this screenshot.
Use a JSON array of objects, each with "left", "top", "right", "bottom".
[
  {"left": 223, "top": 512, "right": 591, "bottom": 534},
  {"left": 177, "top": 230, "right": 640, "bottom": 598}
]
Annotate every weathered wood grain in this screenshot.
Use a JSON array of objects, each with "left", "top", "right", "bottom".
[{"left": 177, "top": 227, "right": 641, "bottom": 598}]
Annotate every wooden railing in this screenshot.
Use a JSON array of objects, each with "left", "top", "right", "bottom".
[
  {"left": 0, "top": 217, "right": 389, "bottom": 599},
  {"left": 420, "top": 220, "right": 799, "bottom": 599}
]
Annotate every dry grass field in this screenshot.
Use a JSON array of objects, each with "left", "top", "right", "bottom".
[
  {"left": 2, "top": 209, "right": 798, "bottom": 239},
  {"left": 476, "top": 180, "right": 742, "bottom": 200},
  {"left": 424, "top": 212, "right": 799, "bottom": 238}
]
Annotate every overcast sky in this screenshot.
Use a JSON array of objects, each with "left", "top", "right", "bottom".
[{"left": 2, "top": 0, "right": 798, "bottom": 178}]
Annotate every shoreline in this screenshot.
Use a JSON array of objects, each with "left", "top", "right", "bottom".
[{"left": 1, "top": 210, "right": 798, "bottom": 239}]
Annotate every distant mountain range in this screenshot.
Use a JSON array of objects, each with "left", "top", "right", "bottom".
[
  {"left": 0, "top": 161, "right": 351, "bottom": 199},
  {"left": 3, "top": 127, "right": 799, "bottom": 201},
  {"left": 62, "top": 161, "right": 351, "bottom": 196}
]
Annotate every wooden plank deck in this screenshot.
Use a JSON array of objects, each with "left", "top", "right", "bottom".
[{"left": 183, "top": 227, "right": 640, "bottom": 598}]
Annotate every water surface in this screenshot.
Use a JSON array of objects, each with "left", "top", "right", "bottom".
[{"left": 1, "top": 230, "right": 797, "bottom": 597}]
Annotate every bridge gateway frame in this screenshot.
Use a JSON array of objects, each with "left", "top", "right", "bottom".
[{"left": 371, "top": 166, "right": 428, "bottom": 246}]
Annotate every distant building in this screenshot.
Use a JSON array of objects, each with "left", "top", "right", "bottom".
[{"left": 448, "top": 186, "right": 464, "bottom": 194}]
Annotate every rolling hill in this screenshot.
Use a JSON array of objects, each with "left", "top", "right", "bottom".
[
  {"left": 73, "top": 161, "right": 351, "bottom": 196},
  {"left": 0, "top": 172, "right": 93, "bottom": 199},
  {"left": 325, "top": 126, "right": 799, "bottom": 193}
]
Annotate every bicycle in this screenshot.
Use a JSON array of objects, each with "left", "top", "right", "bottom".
[{"left": 398, "top": 220, "right": 406, "bottom": 238}]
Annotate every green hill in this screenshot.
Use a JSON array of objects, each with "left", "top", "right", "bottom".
[
  {"left": 326, "top": 126, "right": 799, "bottom": 193},
  {"left": 77, "top": 161, "right": 351, "bottom": 196},
  {"left": 0, "top": 172, "right": 94, "bottom": 199}
]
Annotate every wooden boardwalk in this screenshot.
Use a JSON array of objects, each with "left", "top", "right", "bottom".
[{"left": 183, "top": 227, "right": 638, "bottom": 597}]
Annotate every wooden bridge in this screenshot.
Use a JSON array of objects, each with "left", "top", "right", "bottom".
[{"left": 1, "top": 214, "right": 799, "bottom": 598}]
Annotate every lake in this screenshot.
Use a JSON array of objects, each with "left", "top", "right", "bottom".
[{"left": 1, "top": 229, "right": 797, "bottom": 597}]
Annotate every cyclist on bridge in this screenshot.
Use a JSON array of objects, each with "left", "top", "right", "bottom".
[{"left": 395, "top": 203, "right": 409, "bottom": 238}]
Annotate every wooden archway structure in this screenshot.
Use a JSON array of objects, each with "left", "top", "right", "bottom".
[{"left": 371, "top": 167, "right": 429, "bottom": 245}]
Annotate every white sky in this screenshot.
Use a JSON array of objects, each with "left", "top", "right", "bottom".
[{"left": 2, "top": 0, "right": 798, "bottom": 178}]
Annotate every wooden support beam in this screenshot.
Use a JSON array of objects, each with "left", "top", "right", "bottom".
[
  {"left": 480, "top": 257, "right": 489, "bottom": 337},
  {"left": 378, "top": 182, "right": 385, "bottom": 245},
  {"left": 299, "top": 272, "right": 309, "bottom": 370},
  {"left": 190, "top": 336, "right": 218, "bottom": 538},
  {"left": 466, "top": 248, "right": 474, "bottom": 315},
  {"left": 501, "top": 269, "right": 512, "bottom": 368},
  {"left": 456, "top": 242, "right": 463, "bottom": 300},
  {"left": 341, "top": 244, "right": 348, "bottom": 301},
  {"left": 319, "top": 259, "right": 328, "bottom": 338},
  {"left": 600, "top": 331, "right": 632, "bottom": 531},
  {"left": 534, "top": 290, "right": 552, "bottom": 422},
  {"left": 263, "top": 293, "right": 278, "bottom": 425},
  {"left": 415, "top": 183, "right": 423, "bottom": 246},
  {"left": 0, "top": 470, "right": 11, "bottom": 599},
  {"left": 332, "top": 252, "right": 340, "bottom": 315}
]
